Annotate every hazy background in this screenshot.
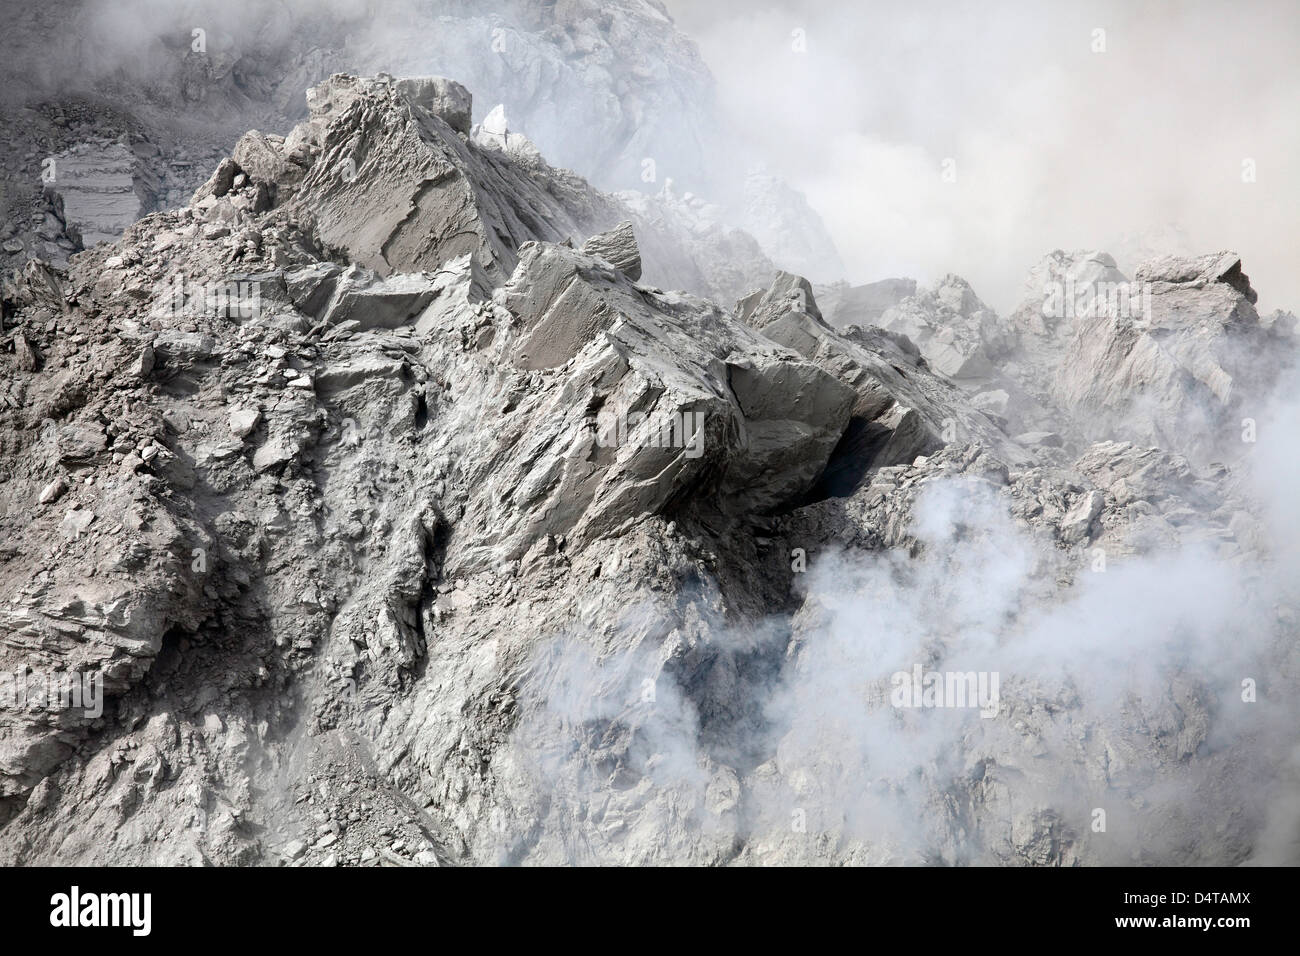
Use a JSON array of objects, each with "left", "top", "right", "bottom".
[
  {"left": 4, "top": 0, "right": 1294, "bottom": 311},
  {"left": 665, "top": 0, "right": 1299, "bottom": 313}
]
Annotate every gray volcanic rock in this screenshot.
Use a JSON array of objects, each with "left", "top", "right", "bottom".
[
  {"left": 1008, "top": 250, "right": 1291, "bottom": 462},
  {"left": 1, "top": 2, "right": 814, "bottom": 306},
  {"left": 876, "top": 274, "right": 1007, "bottom": 381},
  {"left": 0, "top": 74, "right": 1295, "bottom": 870},
  {"left": 286, "top": 74, "right": 599, "bottom": 283},
  {"left": 830, "top": 250, "right": 1296, "bottom": 466},
  {"left": 0, "top": 86, "right": 855, "bottom": 860},
  {"left": 393, "top": 76, "right": 473, "bottom": 137},
  {"left": 1136, "top": 250, "right": 1258, "bottom": 302},
  {"left": 616, "top": 181, "right": 777, "bottom": 303},
  {"left": 43, "top": 142, "right": 152, "bottom": 249},
  {"left": 737, "top": 273, "right": 1029, "bottom": 496},
  {"left": 276, "top": 74, "right": 769, "bottom": 303},
  {"left": 580, "top": 220, "right": 642, "bottom": 281},
  {"left": 739, "top": 170, "right": 845, "bottom": 282}
]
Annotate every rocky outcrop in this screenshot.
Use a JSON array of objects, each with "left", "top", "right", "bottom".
[
  {"left": 0, "top": 74, "right": 1295, "bottom": 869},
  {"left": 580, "top": 221, "right": 642, "bottom": 281},
  {"left": 826, "top": 250, "right": 1295, "bottom": 466},
  {"left": 817, "top": 277, "right": 917, "bottom": 329},
  {"left": 737, "top": 272, "right": 1029, "bottom": 496},
  {"left": 1, "top": 1, "right": 806, "bottom": 303},
  {"left": 254, "top": 74, "right": 771, "bottom": 304},
  {"left": 1011, "top": 250, "right": 1289, "bottom": 462}
]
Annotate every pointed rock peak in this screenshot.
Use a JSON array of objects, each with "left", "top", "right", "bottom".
[
  {"left": 931, "top": 273, "right": 989, "bottom": 315},
  {"left": 1135, "top": 251, "right": 1257, "bottom": 303},
  {"left": 580, "top": 220, "right": 642, "bottom": 281},
  {"left": 736, "top": 270, "right": 824, "bottom": 330},
  {"left": 473, "top": 103, "right": 539, "bottom": 157}
]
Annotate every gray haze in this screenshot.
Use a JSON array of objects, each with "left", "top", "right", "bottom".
[
  {"left": 8, "top": 1, "right": 1294, "bottom": 311},
  {"left": 666, "top": 0, "right": 1300, "bottom": 313}
]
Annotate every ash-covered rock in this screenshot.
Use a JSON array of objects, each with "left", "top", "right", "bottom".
[{"left": 0, "top": 72, "right": 1296, "bottom": 869}]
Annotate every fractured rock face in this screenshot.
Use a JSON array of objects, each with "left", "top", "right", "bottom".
[
  {"left": 287, "top": 74, "right": 587, "bottom": 282},
  {"left": 43, "top": 143, "right": 151, "bottom": 249},
  {"left": 580, "top": 220, "right": 642, "bottom": 281},
  {"left": 451, "top": 241, "right": 855, "bottom": 567},
  {"left": 616, "top": 181, "right": 777, "bottom": 303},
  {"left": 818, "top": 276, "right": 917, "bottom": 329},
  {"left": 1024, "top": 251, "right": 1288, "bottom": 462},
  {"left": 0, "top": 71, "right": 1296, "bottom": 870},
  {"left": 1136, "top": 250, "right": 1258, "bottom": 303},
  {"left": 278, "top": 74, "right": 770, "bottom": 304},
  {"left": 876, "top": 274, "right": 1005, "bottom": 381},
  {"left": 313, "top": 266, "right": 440, "bottom": 332},
  {"left": 393, "top": 76, "right": 472, "bottom": 136},
  {"left": 738, "top": 272, "right": 1027, "bottom": 495},
  {"left": 833, "top": 249, "right": 1296, "bottom": 466}
]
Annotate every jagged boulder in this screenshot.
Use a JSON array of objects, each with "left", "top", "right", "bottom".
[
  {"left": 442, "top": 242, "right": 856, "bottom": 571},
  {"left": 580, "top": 220, "right": 642, "bottom": 281},
  {"left": 280, "top": 75, "right": 771, "bottom": 303},
  {"left": 876, "top": 274, "right": 1006, "bottom": 381},
  {"left": 284, "top": 74, "right": 606, "bottom": 282},
  {"left": 738, "top": 272, "right": 1028, "bottom": 494},
  {"left": 817, "top": 277, "right": 917, "bottom": 329},
  {"left": 1032, "top": 251, "right": 1287, "bottom": 462},
  {"left": 1136, "top": 251, "right": 1258, "bottom": 302}
]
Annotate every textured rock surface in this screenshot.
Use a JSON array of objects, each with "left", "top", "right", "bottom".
[
  {"left": 276, "top": 74, "right": 771, "bottom": 303},
  {"left": 580, "top": 220, "right": 642, "bottom": 281},
  {"left": 827, "top": 250, "right": 1295, "bottom": 466},
  {"left": 0, "top": 75, "right": 1296, "bottom": 869},
  {"left": 0, "top": 0, "right": 839, "bottom": 299},
  {"left": 43, "top": 143, "right": 152, "bottom": 250},
  {"left": 818, "top": 277, "right": 917, "bottom": 329}
]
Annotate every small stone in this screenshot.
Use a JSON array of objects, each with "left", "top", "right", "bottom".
[
  {"left": 39, "top": 477, "right": 67, "bottom": 504},
  {"left": 228, "top": 407, "right": 261, "bottom": 438},
  {"left": 14, "top": 332, "right": 41, "bottom": 371},
  {"left": 132, "top": 346, "right": 155, "bottom": 378},
  {"left": 61, "top": 509, "right": 95, "bottom": 540}
]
